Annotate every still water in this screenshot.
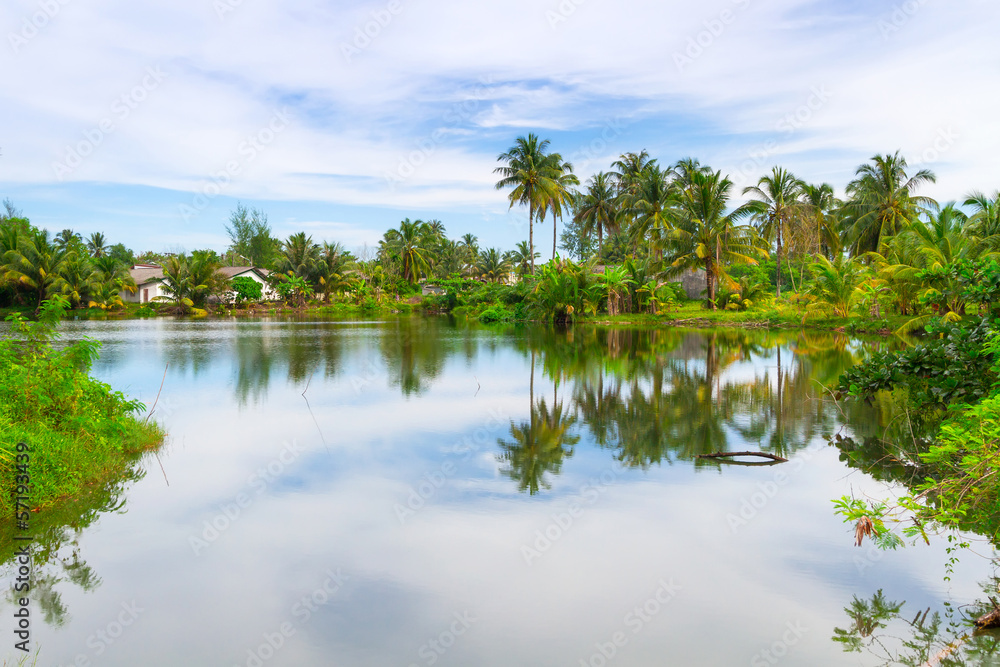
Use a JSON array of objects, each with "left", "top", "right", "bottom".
[{"left": 2, "top": 317, "right": 998, "bottom": 666}]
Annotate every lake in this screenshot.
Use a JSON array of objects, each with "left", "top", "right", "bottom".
[{"left": 2, "top": 317, "right": 997, "bottom": 666}]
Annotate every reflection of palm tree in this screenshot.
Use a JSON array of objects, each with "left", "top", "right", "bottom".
[{"left": 498, "top": 398, "right": 579, "bottom": 494}]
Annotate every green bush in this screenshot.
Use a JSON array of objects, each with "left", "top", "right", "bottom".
[{"left": 0, "top": 298, "right": 164, "bottom": 514}]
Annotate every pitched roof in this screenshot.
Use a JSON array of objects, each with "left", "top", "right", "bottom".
[
  {"left": 130, "top": 266, "right": 164, "bottom": 285},
  {"left": 217, "top": 266, "right": 270, "bottom": 279}
]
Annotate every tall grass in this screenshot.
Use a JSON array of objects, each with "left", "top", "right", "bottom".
[{"left": 0, "top": 297, "right": 163, "bottom": 514}]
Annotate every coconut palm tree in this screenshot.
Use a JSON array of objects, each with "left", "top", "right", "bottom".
[
  {"left": 277, "top": 232, "right": 321, "bottom": 283},
  {"left": 806, "top": 254, "right": 868, "bottom": 317},
  {"left": 60, "top": 253, "right": 97, "bottom": 308},
  {"left": 495, "top": 134, "right": 563, "bottom": 274},
  {"left": 384, "top": 219, "right": 433, "bottom": 284},
  {"left": 964, "top": 190, "right": 1000, "bottom": 253},
  {"left": 54, "top": 229, "right": 80, "bottom": 252},
  {"left": 662, "top": 170, "right": 766, "bottom": 309},
  {"left": 3, "top": 229, "right": 68, "bottom": 312},
  {"left": 799, "top": 182, "right": 841, "bottom": 259},
  {"left": 86, "top": 232, "right": 108, "bottom": 258},
  {"left": 509, "top": 241, "right": 538, "bottom": 278},
  {"left": 740, "top": 167, "right": 805, "bottom": 298},
  {"left": 317, "top": 241, "right": 352, "bottom": 302},
  {"left": 841, "top": 151, "right": 936, "bottom": 255},
  {"left": 477, "top": 248, "right": 511, "bottom": 283},
  {"left": 573, "top": 172, "right": 618, "bottom": 250},
  {"left": 626, "top": 164, "right": 678, "bottom": 252},
  {"left": 544, "top": 156, "right": 579, "bottom": 260}
]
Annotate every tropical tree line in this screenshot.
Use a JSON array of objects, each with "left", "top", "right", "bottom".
[
  {"left": 493, "top": 134, "right": 1000, "bottom": 322},
  {"left": 0, "top": 200, "right": 139, "bottom": 312}
]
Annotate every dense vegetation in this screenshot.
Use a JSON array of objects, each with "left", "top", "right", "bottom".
[{"left": 0, "top": 297, "right": 163, "bottom": 514}]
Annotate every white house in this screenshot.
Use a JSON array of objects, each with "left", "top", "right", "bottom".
[
  {"left": 120, "top": 264, "right": 277, "bottom": 304},
  {"left": 121, "top": 264, "right": 167, "bottom": 304},
  {"left": 217, "top": 266, "right": 277, "bottom": 301}
]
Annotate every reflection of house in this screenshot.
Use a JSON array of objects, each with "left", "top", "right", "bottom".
[{"left": 120, "top": 264, "right": 276, "bottom": 304}]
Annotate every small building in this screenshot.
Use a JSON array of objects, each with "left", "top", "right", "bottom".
[
  {"left": 217, "top": 266, "right": 277, "bottom": 301},
  {"left": 122, "top": 264, "right": 166, "bottom": 304},
  {"left": 120, "top": 264, "right": 276, "bottom": 304},
  {"left": 679, "top": 267, "right": 706, "bottom": 300}
]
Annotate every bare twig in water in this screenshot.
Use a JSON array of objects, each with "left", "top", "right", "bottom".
[
  {"left": 144, "top": 363, "right": 168, "bottom": 424},
  {"left": 697, "top": 451, "right": 788, "bottom": 463}
]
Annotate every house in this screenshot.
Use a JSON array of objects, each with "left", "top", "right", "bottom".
[
  {"left": 216, "top": 266, "right": 277, "bottom": 301},
  {"left": 121, "top": 264, "right": 167, "bottom": 304},
  {"left": 120, "top": 264, "right": 277, "bottom": 304}
]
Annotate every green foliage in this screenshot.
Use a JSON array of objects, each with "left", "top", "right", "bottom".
[
  {"left": 0, "top": 298, "right": 163, "bottom": 514},
  {"left": 231, "top": 276, "right": 263, "bottom": 304},
  {"left": 837, "top": 318, "right": 997, "bottom": 407}
]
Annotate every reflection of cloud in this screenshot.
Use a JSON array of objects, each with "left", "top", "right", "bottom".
[{"left": 25, "top": 321, "right": 994, "bottom": 666}]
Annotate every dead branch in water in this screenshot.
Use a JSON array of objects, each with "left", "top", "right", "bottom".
[{"left": 696, "top": 451, "right": 788, "bottom": 463}]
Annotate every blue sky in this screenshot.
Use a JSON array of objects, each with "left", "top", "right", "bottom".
[{"left": 1, "top": 0, "right": 997, "bottom": 256}]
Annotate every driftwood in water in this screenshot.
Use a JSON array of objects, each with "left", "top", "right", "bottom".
[
  {"left": 697, "top": 451, "right": 788, "bottom": 463},
  {"left": 976, "top": 605, "right": 1000, "bottom": 630}
]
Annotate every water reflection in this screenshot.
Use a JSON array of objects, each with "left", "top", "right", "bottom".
[
  {"left": 833, "top": 585, "right": 1000, "bottom": 665},
  {"left": 4, "top": 317, "right": 994, "bottom": 667}
]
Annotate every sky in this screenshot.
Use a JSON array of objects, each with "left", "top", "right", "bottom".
[{"left": 1, "top": 0, "right": 997, "bottom": 257}]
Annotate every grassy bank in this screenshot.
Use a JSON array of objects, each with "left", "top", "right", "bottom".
[{"left": 0, "top": 298, "right": 163, "bottom": 515}]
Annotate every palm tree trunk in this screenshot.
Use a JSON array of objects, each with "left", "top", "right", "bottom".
[
  {"left": 705, "top": 259, "right": 716, "bottom": 310},
  {"left": 776, "top": 227, "right": 783, "bottom": 299},
  {"left": 529, "top": 205, "right": 535, "bottom": 274},
  {"left": 553, "top": 214, "right": 558, "bottom": 260}
]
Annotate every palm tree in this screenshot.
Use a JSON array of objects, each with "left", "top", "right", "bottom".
[
  {"left": 495, "top": 134, "right": 563, "bottom": 274},
  {"left": 477, "top": 248, "right": 510, "bottom": 283},
  {"left": 60, "top": 253, "right": 97, "bottom": 308},
  {"left": 317, "top": 241, "right": 352, "bottom": 302},
  {"left": 574, "top": 172, "right": 618, "bottom": 251},
  {"left": 86, "top": 232, "right": 108, "bottom": 258},
  {"left": 662, "top": 170, "right": 766, "bottom": 309},
  {"left": 157, "top": 251, "right": 226, "bottom": 310},
  {"left": 543, "top": 157, "right": 579, "bottom": 260},
  {"left": 841, "top": 151, "right": 936, "bottom": 255},
  {"left": 897, "top": 202, "right": 972, "bottom": 269},
  {"left": 3, "top": 229, "right": 68, "bottom": 312},
  {"left": 806, "top": 254, "right": 867, "bottom": 317},
  {"left": 509, "top": 241, "right": 538, "bottom": 278},
  {"left": 799, "top": 182, "right": 841, "bottom": 259},
  {"left": 383, "top": 219, "right": 433, "bottom": 284},
  {"left": 54, "top": 229, "right": 79, "bottom": 252},
  {"left": 626, "top": 164, "right": 678, "bottom": 252},
  {"left": 964, "top": 190, "right": 1000, "bottom": 253},
  {"left": 276, "top": 232, "right": 320, "bottom": 282},
  {"left": 740, "top": 167, "right": 804, "bottom": 298}
]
